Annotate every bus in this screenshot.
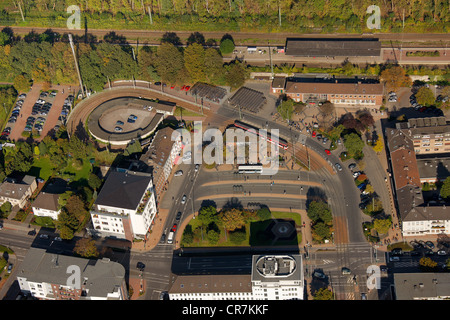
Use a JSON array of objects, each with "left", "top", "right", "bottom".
[
  {"left": 234, "top": 120, "right": 289, "bottom": 150},
  {"left": 238, "top": 164, "right": 263, "bottom": 174}
]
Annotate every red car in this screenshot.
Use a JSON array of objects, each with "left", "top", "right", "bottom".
[
  {"left": 181, "top": 85, "right": 186, "bottom": 90},
  {"left": 171, "top": 224, "right": 177, "bottom": 232},
  {"left": 312, "top": 131, "right": 316, "bottom": 137},
  {"left": 325, "top": 149, "right": 331, "bottom": 155},
  {"left": 170, "top": 85, "right": 175, "bottom": 89},
  {"left": 184, "top": 86, "right": 191, "bottom": 91}
]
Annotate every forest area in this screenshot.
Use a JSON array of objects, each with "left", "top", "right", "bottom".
[
  {"left": 0, "top": 0, "right": 448, "bottom": 33},
  {"left": 0, "top": 28, "right": 248, "bottom": 94}
]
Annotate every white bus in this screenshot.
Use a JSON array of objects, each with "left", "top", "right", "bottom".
[{"left": 238, "top": 164, "right": 263, "bottom": 174}]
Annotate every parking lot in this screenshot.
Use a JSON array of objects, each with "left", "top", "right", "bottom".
[{"left": 5, "top": 84, "right": 73, "bottom": 142}]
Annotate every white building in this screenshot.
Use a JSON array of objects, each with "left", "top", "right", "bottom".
[
  {"left": 17, "top": 248, "right": 127, "bottom": 300},
  {"left": 32, "top": 192, "right": 61, "bottom": 220},
  {"left": 90, "top": 169, "right": 157, "bottom": 241},
  {"left": 251, "top": 255, "right": 304, "bottom": 300},
  {"left": 169, "top": 254, "right": 304, "bottom": 300}
]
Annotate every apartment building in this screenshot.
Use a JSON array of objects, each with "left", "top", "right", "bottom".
[
  {"left": 283, "top": 79, "right": 384, "bottom": 107},
  {"left": 17, "top": 248, "right": 127, "bottom": 300},
  {"left": 386, "top": 119, "right": 450, "bottom": 237},
  {"left": 396, "top": 117, "right": 450, "bottom": 155},
  {"left": 90, "top": 169, "right": 157, "bottom": 241},
  {"left": 0, "top": 175, "right": 37, "bottom": 209},
  {"left": 169, "top": 254, "right": 304, "bottom": 300},
  {"left": 139, "top": 126, "right": 183, "bottom": 200}
]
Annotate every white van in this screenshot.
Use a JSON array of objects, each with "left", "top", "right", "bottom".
[{"left": 167, "top": 231, "right": 174, "bottom": 244}]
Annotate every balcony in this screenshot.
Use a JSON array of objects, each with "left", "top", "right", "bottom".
[{"left": 136, "top": 190, "right": 154, "bottom": 215}]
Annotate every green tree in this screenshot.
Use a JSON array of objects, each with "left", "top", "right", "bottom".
[
  {"left": 197, "top": 205, "right": 218, "bottom": 226},
  {"left": 225, "top": 61, "right": 246, "bottom": 89},
  {"left": 312, "top": 222, "right": 332, "bottom": 242},
  {"left": 219, "top": 38, "right": 235, "bottom": 55},
  {"left": 277, "top": 98, "right": 294, "bottom": 121},
  {"left": 307, "top": 201, "right": 332, "bottom": 224},
  {"left": 207, "top": 229, "right": 220, "bottom": 244},
  {"left": 416, "top": 87, "right": 435, "bottom": 106},
  {"left": 440, "top": 177, "right": 450, "bottom": 200},
  {"left": 184, "top": 43, "right": 206, "bottom": 83},
  {"left": 88, "top": 173, "right": 102, "bottom": 191},
  {"left": 229, "top": 228, "right": 246, "bottom": 245},
  {"left": 257, "top": 207, "right": 271, "bottom": 221},
  {"left": 204, "top": 48, "right": 224, "bottom": 84},
  {"left": 344, "top": 133, "right": 364, "bottom": 158},
  {"left": 155, "top": 42, "right": 184, "bottom": 84}
]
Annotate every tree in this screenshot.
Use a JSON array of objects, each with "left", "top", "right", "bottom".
[
  {"left": 219, "top": 208, "right": 246, "bottom": 231},
  {"left": 155, "top": 42, "right": 184, "bottom": 84},
  {"left": 219, "top": 38, "right": 235, "bottom": 55},
  {"left": 312, "top": 222, "right": 332, "bottom": 242},
  {"left": 184, "top": 43, "right": 206, "bottom": 83},
  {"left": 13, "top": 74, "right": 31, "bottom": 93},
  {"left": 207, "top": 229, "right": 220, "bottom": 244},
  {"left": 88, "top": 173, "right": 102, "bottom": 191},
  {"left": 419, "top": 257, "right": 438, "bottom": 271},
  {"left": 197, "top": 206, "right": 218, "bottom": 226},
  {"left": 225, "top": 61, "right": 246, "bottom": 89},
  {"left": 74, "top": 237, "right": 99, "bottom": 258},
  {"left": 380, "top": 66, "right": 412, "bottom": 92},
  {"left": 307, "top": 201, "right": 333, "bottom": 224},
  {"left": 440, "top": 177, "right": 450, "bottom": 200},
  {"left": 343, "top": 133, "right": 364, "bottom": 158},
  {"left": 204, "top": 48, "right": 224, "bottom": 84},
  {"left": 373, "top": 217, "right": 392, "bottom": 235},
  {"left": 277, "top": 98, "right": 294, "bottom": 121},
  {"left": 229, "top": 228, "right": 247, "bottom": 244},
  {"left": 372, "top": 137, "right": 384, "bottom": 153},
  {"left": 416, "top": 87, "right": 435, "bottom": 106},
  {"left": 257, "top": 207, "right": 271, "bottom": 221},
  {"left": 314, "top": 287, "right": 334, "bottom": 300}
]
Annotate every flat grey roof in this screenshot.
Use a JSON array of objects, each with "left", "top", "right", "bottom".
[
  {"left": 285, "top": 38, "right": 381, "bottom": 57},
  {"left": 394, "top": 273, "right": 450, "bottom": 300},
  {"left": 251, "top": 254, "right": 303, "bottom": 283},
  {"left": 19, "top": 248, "right": 125, "bottom": 298}
]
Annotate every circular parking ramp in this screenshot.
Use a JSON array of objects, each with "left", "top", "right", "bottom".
[{"left": 87, "top": 97, "right": 174, "bottom": 146}]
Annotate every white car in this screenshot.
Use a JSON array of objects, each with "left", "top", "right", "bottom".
[{"left": 181, "top": 195, "right": 187, "bottom": 204}]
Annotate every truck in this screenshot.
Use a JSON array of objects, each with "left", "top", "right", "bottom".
[{"left": 167, "top": 231, "right": 174, "bottom": 244}]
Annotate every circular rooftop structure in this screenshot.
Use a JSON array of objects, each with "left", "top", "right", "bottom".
[
  {"left": 87, "top": 97, "right": 174, "bottom": 146},
  {"left": 255, "top": 255, "right": 297, "bottom": 278}
]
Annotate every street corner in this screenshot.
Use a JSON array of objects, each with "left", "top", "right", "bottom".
[{"left": 128, "top": 277, "right": 146, "bottom": 300}]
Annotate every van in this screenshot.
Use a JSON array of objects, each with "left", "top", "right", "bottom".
[{"left": 167, "top": 231, "right": 174, "bottom": 244}]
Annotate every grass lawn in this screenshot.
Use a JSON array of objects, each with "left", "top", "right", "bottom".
[
  {"left": 182, "top": 211, "right": 302, "bottom": 247},
  {"left": 174, "top": 106, "right": 203, "bottom": 117},
  {"left": 61, "top": 159, "right": 92, "bottom": 187},
  {"left": 28, "top": 156, "right": 54, "bottom": 180}
]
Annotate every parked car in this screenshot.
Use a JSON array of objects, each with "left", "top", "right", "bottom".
[
  {"left": 114, "top": 127, "right": 123, "bottom": 132},
  {"left": 335, "top": 163, "right": 342, "bottom": 171},
  {"left": 7, "top": 264, "right": 13, "bottom": 274},
  {"left": 325, "top": 149, "right": 331, "bottom": 155},
  {"left": 174, "top": 170, "right": 183, "bottom": 177},
  {"left": 348, "top": 163, "right": 357, "bottom": 170},
  {"left": 171, "top": 224, "right": 177, "bottom": 232},
  {"left": 437, "top": 250, "right": 447, "bottom": 256},
  {"left": 175, "top": 212, "right": 182, "bottom": 221},
  {"left": 116, "top": 120, "right": 124, "bottom": 126}
]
